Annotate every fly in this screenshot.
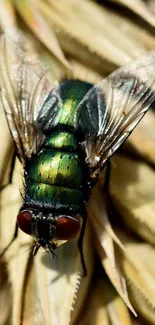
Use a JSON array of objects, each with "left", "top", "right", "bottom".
[{"left": 1, "top": 31, "right": 155, "bottom": 275}]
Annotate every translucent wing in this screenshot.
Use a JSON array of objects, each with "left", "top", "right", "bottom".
[
  {"left": 0, "top": 31, "right": 60, "bottom": 166},
  {"left": 78, "top": 51, "right": 155, "bottom": 178}
]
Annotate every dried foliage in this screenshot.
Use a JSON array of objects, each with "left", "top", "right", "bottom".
[{"left": 0, "top": 0, "right": 155, "bottom": 324}]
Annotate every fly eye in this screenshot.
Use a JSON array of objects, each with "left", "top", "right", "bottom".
[
  {"left": 56, "top": 216, "right": 81, "bottom": 240},
  {"left": 17, "top": 210, "right": 32, "bottom": 235}
]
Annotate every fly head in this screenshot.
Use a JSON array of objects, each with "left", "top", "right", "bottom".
[{"left": 17, "top": 209, "right": 81, "bottom": 256}]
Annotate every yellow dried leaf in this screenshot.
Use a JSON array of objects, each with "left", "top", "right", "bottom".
[
  {"left": 37, "top": 0, "right": 118, "bottom": 74},
  {"left": 0, "top": 260, "right": 12, "bottom": 325},
  {"left": 14, "top": 0, "right": 71, "bottom": 71},
  {"left": 0, "top": 0, "right": 16, "bottom": 29},
  {"left": 47, "top": 0, "right": 146, "bottom": 61},
  {"left": 126, "top": 110, "right": 155, "bottom": 166},
  {"left": 88, "top": 186, "right": 136, "bottom": 315},
  {"left": 110, "top": 155, "right": 155, "bottom": 245},
  {"left": 101, "top": 3, "right": 155, "bottom": 52},
  {"left": 110, "top": 0, "right": 155, "bottom": 28},
  {"left": 100, "top": 274, "right": 132, "bottom": 325},
  {"left": 115, "top": 229, "right": 155, "bottom": 324},
  {"left": 0, "top": 102, "right": 14, "bottom": 187},
  {"left": 77, "top": 276, "right": 110, "bottom": 325}
]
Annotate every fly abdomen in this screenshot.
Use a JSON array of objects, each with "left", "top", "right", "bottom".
[{"left": 25, "top": 131, "right": 87, "bottom": 212}]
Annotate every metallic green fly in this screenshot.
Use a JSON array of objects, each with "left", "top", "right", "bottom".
[{"left": 1, "top": 31, "right": 155, "bottom": 275}]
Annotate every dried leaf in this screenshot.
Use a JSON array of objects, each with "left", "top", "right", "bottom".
[
  {"left": 48, "top": 0, "right": 147, "bottom": 60},
  {"left": 14, "top": 0, "right": 71, "bottom": 71},
  {"left": 95, "top": 236, "right": 136, "bottom": 315},
  {"left": 0, "top": 101, "right": 14, "bottom": 187},
  {"left": 0, "top": 261, "right": 12, "bottom": 325},
  {"left": 101, "top": 3, "right": 155, "bottom": 52},
  {"left": 88, "top": 186, "right": 136, "bottom": 315},
  {"left": 147, "top": 0, "right": 155, "bottom": 15},
  {"left": 126, "top": 110, "right": 155, "bottom": 166},
  {"left": 37, "top": 0, "right": 119, "bottom": 74},
  {"left": 23, "top": 227, "right": 93, "bottom": 325},
  {"left": 89, "top": 185, "right": 125, "bottom": 253},
  {"left": 100, "top": 274, "right": 132, "bottom": 325},
  {"left": 0, "top": 0, "right": 16, "bottom": 29},
  {"left": 109, "top": 0, "right": 155, "bottom": 28},
  {"left": 132, "top": 319, "right": 145, "bottom": 325},
  {"left": 115, "top": 229, "right": 155, "bottom": 325},
  {"left": 77, "top": 276, "right": 110, "bottom": 325},
  {"left": 110, "top": 155, "right": 155, "bottom": 245}
]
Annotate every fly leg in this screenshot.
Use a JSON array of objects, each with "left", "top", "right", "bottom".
[
  {"left": 78, "top": 213, "right": 87, "bottom": 277},
  {"left": 0, "top": 223, "right": 18, "bottom": 257}
]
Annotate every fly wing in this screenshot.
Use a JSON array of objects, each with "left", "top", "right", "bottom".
[
  {"left": 78, "top": 51, "right": 155, "bottom": 178},
  {"left": 0, "top": 31, "right": 61, "bottom": 166}
]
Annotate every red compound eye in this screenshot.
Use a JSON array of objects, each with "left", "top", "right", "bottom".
[
  {"left": 56, "top": 216, "right": 81, "bottom": 240},
  {"left": 17, "top": 210, "right": 32, "bottom": 235}
]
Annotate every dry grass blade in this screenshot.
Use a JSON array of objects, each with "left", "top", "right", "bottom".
[
  {"left": 125, "top": 110, "right": 155, "bottom": 166},
  {"left": 0, "top": 260, "right": 12, "bottom": 325},
  {"left": 46, "top": 0, "right": 139, "bottom": 62},
  {"left": 100, "top": 3, "right": 155, "bottom": 52},
  {"left": 114, "top": 228, "right": 155, "bottom": 324},
  {"left": 100, "top": 274, "right": 132, "bottom": 325},
  {"left": 76, "top": 276, "right": 110, "bottom": 325},
  {"left": 109, "top": 0, "right": 155, "bottom": 28},
  {"left": 88, "top": 186, "right": 136, "bottom": 316},
  {"left": 0, "top": 0, "right": 16, "bottom": 29},
  {"left": 0, "top": 102, "right": 14, "bottom": 188},
  {"left": 147, "top": 1, "right": 155, "bottom": 15},
  {"left": 32, "top": 226, "right": 93, "bottom": 325},
  {"left": 110, "top": 155, "right": 155, "bottom": 245},
  {"left": 37, "top": 0, "right": 119, "bottom": 74},
  {"left": 132, "top": 319, "right": 146, "bottom": 325},
  {"left": 48, "top": 0, "right": 148, "bottom": 59},
  {"left": 14, "top": 0, "right": 71, "bottom": 71}
]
